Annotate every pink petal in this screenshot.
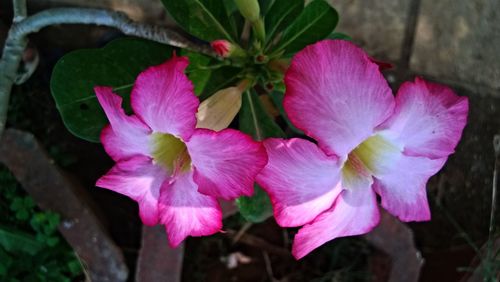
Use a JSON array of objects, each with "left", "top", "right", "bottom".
[
  {"left": 256, "top": 138, "right": 342, "bottom": 227},
  {"left": 378, "top": 77, "right": 468, "bottom": 159},
  {"left": 96, "top": 156, "right": 167, "bottom": 226},
  {"left": 187, "top": 128, "right": 267, "bottom": 200},
  {"left": 130, "top": 56, "right": 199, "bottom": 141},
  {"left": 284, "top": 40, "right": 394, "bottom": 157},
  {"left": 373, "top": 154, "right": 446, "bottom": 222},
  {"left": 95, "top": 86, "right": 152, "bottom": 161},
  {"left": 292, "top": 188, "right": 380, "bottom": 259},
  {"left": 158, "top": 170, "right": 222, "bottom": 247}
]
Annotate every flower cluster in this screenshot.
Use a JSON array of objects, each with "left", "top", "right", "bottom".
[{"left": 95, "top": 40, "right": 468, "bottom": 257}]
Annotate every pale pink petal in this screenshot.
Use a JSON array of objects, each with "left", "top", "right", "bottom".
[
  {"left": 256, "top": 138, "right": 342, "bottom": 227},
  {"left": 378, "top": 77, "right": 468, "bottom": 159},
  {"left": 159, "top": 170, "right": 222, "bottom": 247},
  {"left": 372, "top": 154, "right": 446, "bottom": 222},
  {"left": 130, "top": 56, "right": 199, "bottom": 140},
  {"left": 187, "top": 128, "right": 267, "bottom": 200},
  {"left": 284, "top": 40, "right": 394, "bottom": 157},
  {"left": 95, "top": 86, "right": 152, "bottom": 161},
  {"left": 96, "top": 156, "right": 167, "bottom": 226},
  {"left": 292, "top": 188, "right": 379, "bottom": 259}
]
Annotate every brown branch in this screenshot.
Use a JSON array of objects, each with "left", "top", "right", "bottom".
[{"left": 0, "top": 7, "right": 215, "bottom": 138}]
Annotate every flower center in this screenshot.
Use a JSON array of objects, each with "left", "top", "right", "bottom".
[
  {"left": 341, "top": 134, "right": 401, "bottom": 190},
  {"left": 151, "top": 133, "right": 191, "bottom": 174}
]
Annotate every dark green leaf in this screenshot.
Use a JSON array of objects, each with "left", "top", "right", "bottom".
[
  {"left": 223, "top": 0, "right": 245, "bottom": 39},
  {"left": 258, "top": 0, "right": 275, "bottom": 15},
  {"left": 328, "top": 32, "right": 352, "bottom": 41},
  {"left": 50, "top": 38, "right": 173, "bottom": 142},
  {"left": 45, "top": 237, "right": 59, "bottom": 247},
  {"left": 67, "top": 260, "right": 82, "bottom": 276},
  {"left": 23, "top": 197, "right": 34, "bottom": 209},
  {"left": 264, "top": 0, "right": 303, "bottom": 45},
  {"left": 0, "top": 226, "right": 44, "bottom": 255},
  {"left": 239, "top": 90, "right": 285, "bottom": 140},
  {"left": 15, "top": 210, "right": 29, "bottom": 221},
  {"left": 181, "top": 51, "right": 212, "bottom": 96},
  {"left": 0, "top": 248, "right": 12, "bottom": 276},
  {"left": 237, "top": 90, "right": 284, "bottom": 222},
  {"left": 161, "top": 0, "right": 235, "bottom": 42},
  {"left": 9, "top": 198, "right": 23, "bottom": 211},
  {"left": 269, "top": 91, "right": 304, "bottom": 135},
  {"left": 272, "top": 0, "right": 338, "bottom": 56},
  {"left": 236, "top": 185, "right": 273, "bottom": 223},
  {"left": 199, "top": 66, "right": 242, "bottom": 100}
]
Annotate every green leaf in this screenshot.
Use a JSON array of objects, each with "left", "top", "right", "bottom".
[
  {"left": 269, "top": 91, "right": 304, "bottom": 135},
  {"left": 237, "top": 90, "right": 284, "bottom": 222},
  {"left": 9, "top": 198, "right": 23, "bottom": 211},
  {"left": 272, "top": 0, "right": 339, "bottom": 56},
  {"left": 264, "top": 0, "right": 303, "bottom": 45},
  {"left": 239, "top": 90, "right": 285, "bottom": 140},
  {"left": 15, "top": 210, "right": 29, "bottom": 221},
  {"left": 258, "top": 0, "right": 275, "bottom": 15},
  {"left": 50, "top": 38, "right": 173, "bottom": 142},
  {"left": 223, "top": 0, "right": 245, "bottom": 39},
  {"left": 199, "top": 66, "right": 242, "bottom": 100},
  {"left": 236, "top": 185, "right": 273, "bottom": 223},
  {"left": 0, "top": 226, "right": 44, "bottom": 255},
  {"left": 0, "top": 248, "right": 12, "bottom": 276},
  {"left": 181, "top": 51, "right": 212, "bottom": 96},
  {"left": 161, "top": 0, "right": 235, "bottom": 42},
  {"left": 67, "top": 260, "right": 82, "bottom": 276},
  {"left": 45, "top": 237, "right": 59, "bottom": 247},
  {"left": 23, "top": 197, "right": 34, "bottom": 209},
  {"left": 328, "top": 32, "right": 352, "bottom": 41}
]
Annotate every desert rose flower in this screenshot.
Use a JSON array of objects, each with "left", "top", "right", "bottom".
[
  {"left": 94, "top": 55, "right": 267, "bottom": 247},
  {"left": 256, "top": 40, "right": 468, "bottom": 259}
]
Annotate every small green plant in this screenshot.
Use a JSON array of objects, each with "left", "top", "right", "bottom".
[{"left": 0, "top": 166, "right": 83, "bottom": 281}]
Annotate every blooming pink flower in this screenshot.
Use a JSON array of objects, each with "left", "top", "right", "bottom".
[
  {"left": 256, "top": 40, "right": 468, "bottom": 259},
  {"left": 94, "top": 56, "right": 267, "bottom": 247}
]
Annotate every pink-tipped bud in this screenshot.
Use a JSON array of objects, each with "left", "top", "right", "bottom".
[
  {"left": 211, "top": 40, "right": 246, "bottom": 58},
  {"left": 368, "top": 57, "right": 394, "bottom": 71},
  {"left": 211, "top": 40, "right": 231, "bottom": 57}
]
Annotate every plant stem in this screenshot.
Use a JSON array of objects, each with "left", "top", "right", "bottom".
[{"left": 0, "top": 6, "right": 216, "bottom": 138}]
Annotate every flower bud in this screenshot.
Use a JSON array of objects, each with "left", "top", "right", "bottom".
[
  {"left": 211, "top": 40, "right": 246, "bottom": 58},
  {"left": 368, "top": 57, "right": 394, "bottom": 71},
  {"left": 196, "top": 81, "right": 249, "bottom": 131},
  {"left": 234, "top": 0, "right": 261, "bottom": 22},
  {"left": 268, "top": 59, "right": 290, "bottom": 73}
]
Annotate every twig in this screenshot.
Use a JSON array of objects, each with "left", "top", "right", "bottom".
[
  {"left": 232, "top": 222, "right": 253, "bottom": 244},
  {"left": 262, "top": 251, "right": 278, "bottom": 282},
  {"left": 282, "top": 229, "right": 290, "bottom": 248},
  {"left": 226, "top": 229, "right": 292, "bottom": 258},
  {"left": 12, "top": 0, "right": 27, "bottom": 23},
  {"left": 487, "top": 135, "right": 499, "bottom": 264},
  {"left": 0, "top": 6, "right": 215, "bottom": 138}
]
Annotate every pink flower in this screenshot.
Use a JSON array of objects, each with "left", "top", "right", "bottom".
[
  {"left": 94, "top": 56, "right": 267, "bottom": 247},
  {"left": 256, "top": 40, "right": 468, "bottom": 259}
]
